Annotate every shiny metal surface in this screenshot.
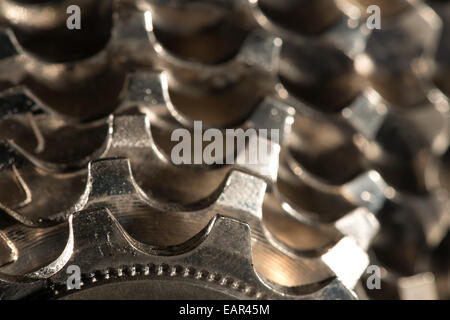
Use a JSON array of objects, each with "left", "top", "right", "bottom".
[{"left": 0, "top": 0, "right": 448, "bottom": 300}]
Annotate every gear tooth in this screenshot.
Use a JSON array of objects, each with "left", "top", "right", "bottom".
[
  {"left": 69, "top": 208, "right": 138, "bottom": 262},
  {"left": 212, "top": 96, "right": 294, "bottom": 180},
  {"left": 334, "top": 208, "right": 380, "bottom": 251},
  {"left": 247, "top": 97, "right": 295, "bottom": 143},
  {"left": 321, "top": 237, "right": 369, "bottom": 290},
  {"left": 73, "top": 158, "right": 147, "bottom": 211},
  {"left": 341, "top": 170, "right": 388, "bottom": 214},
  {"left": 199, "top": 215, "right": 253, "bottom": 260},
  {"left": 174, "top": 215, "right": 270, "bottom": 295},
  {"left": 108, "top": 115, "right": 153, "bottom": 150},
  {"left": 0, "top": 0, "right": 447, "bottom": 301},
  {"left": 341, "top": 89, "right": 388, "bottom": 140},
  {"left": 398, "top": 272, "right": 439, "bottom": 300},
  {"left": 122, "top": 71, "right": 170, "bottom": 110},
  {"left": 112, "top": 9, "right": 149, "bottom": 46},
  {"left": 322, "top": 14, "right": 370, "bottom": 59},
  {"left": 121, "top": 70, "right": 198, "bottom": 127},
  {"left": 214, "top": 171, "right": 266, "bottom": 221},
  {"left": 239, "top": 32, "right": 283, "bottom": 74}
]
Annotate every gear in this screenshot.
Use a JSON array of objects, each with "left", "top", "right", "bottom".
[{"left": 0, "top": 0, "right": 448, "bottom": 300}]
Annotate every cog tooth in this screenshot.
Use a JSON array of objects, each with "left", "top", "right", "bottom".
[
  {"left": 321, "top": 237, "right": 369, "bottom": 290},
  {"left": 2, "top": 0, "right": 445, "bottom": 301},
  {"left": 341, "top": 89, "right": 388, "bottom": 140},
  {"left": 341, "top": 170, "right": 388, "bottom": 214},
  {"left": 334, "top": 208, "right": 380, "bottom": 251},
  {"left": 246, "top": 97, "right": 295, "bottom": 145},
  {"left": 72, "top": 158, "right": 149, "bottom": 212},
  {"left": 57, "top": 208, "right": 136, "bottom": 276},
  {"left": 122, "top": 71, "right": 170, "bottom": 111},
  {"left": 235, "top": 98, "right": 294, "bottom": 180},
  {"left": 214, "top": 171, "right": 266, "bottom": 223},
  {"left": 398, "top": 272, "right": 439, "bottom": 300},
  {"left": 121, "top": 70, "right": 198, "bottom": 128},
  {"left": 238, "top": 32, "right": 282, "bottom": 74},
  {"left": 321, "top": 13, "right": 370, "bottom": 59},
  {"left": 107, "top": 115, "right": 154, "bottom": 150},
  {"left": 112, "top": 9, "right": 149, "bottom": 47}
]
